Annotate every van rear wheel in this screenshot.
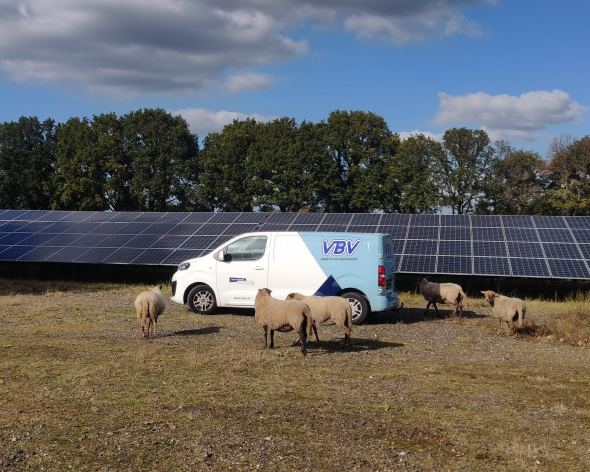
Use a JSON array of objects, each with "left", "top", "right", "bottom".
[
  {"left": 342, "top": 292, "right": 369, "bottom": 325},
  {"left": 187, "top": 285, "right": 217, "bottom": 315}
]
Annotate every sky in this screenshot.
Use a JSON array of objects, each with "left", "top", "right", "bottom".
[{"left": 0, "top": 0, "right": 588, "bottom": 155}]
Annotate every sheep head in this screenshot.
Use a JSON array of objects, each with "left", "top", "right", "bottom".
[
  {"left": 258, "top": 288, "right": 272, "bottom": 296},
  {"left": 286, "top": 292, "right": 303, "bottom": 300},
  {"left": 480, "top": 290, "right": 496, "bottom": 304}
]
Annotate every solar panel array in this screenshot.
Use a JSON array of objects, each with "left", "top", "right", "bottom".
[{"left": 1, "top": 209, "right": 590, "bottom": 279}]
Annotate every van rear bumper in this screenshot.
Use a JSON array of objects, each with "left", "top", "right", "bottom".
[{"left": 370, "top": 293, "right": 400, "bottom": 312}]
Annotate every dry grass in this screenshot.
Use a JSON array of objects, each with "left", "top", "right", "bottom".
[{"left": 1, "top": 279, "right": 590, "bottom": 471}]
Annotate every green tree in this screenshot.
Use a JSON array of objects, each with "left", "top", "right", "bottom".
[
  {"left": 195, "top": 119, "right": 259, "bottom": 211},
  {"left": 123, "top": 109, "right": 198, "bottom": 211},
  {"left": 540, "top": 136, "right": 590, "bottom": 215},
  {"left": 0, "top": 116, "right": 55, "bottom": 209},
  {"left": 52, "top": 117, "right": 107, "bottom": 210},
  {"left": 92, "top": 113, "right": 134, "bottom": 210},
  {"left": 436, "top": 128, "right": 495, "bottom": 214},
  {"left": 384, "top": 134, "right": 442, "bottom": 213},
  {"left": 477, "top": 142, "right": 546, "bottom": 214},
  {"left": 324, "top": 110, "right": 398, "bottom": 212}
]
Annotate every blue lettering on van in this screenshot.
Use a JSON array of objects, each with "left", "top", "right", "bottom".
[
  {"left": 322, "top": 239, "right": 361, "bottom": 256},
  {"left": 229, "top": 277, "right": 246, "bottom": 283}
]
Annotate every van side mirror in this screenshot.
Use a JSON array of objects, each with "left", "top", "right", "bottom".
[{"left": 223, "top": 253, "right": 232, "bottom": 262}]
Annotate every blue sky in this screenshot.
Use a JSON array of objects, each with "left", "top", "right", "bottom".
[{"left": 0, "top": 0, "right": 588, "bottom": 155}]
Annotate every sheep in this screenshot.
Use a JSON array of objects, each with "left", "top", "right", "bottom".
[
  {"left": 481, "top": 290, "right": 526, "bottom": 335},
  {"left": 254, "top": 288, "right": 312, "bottom": 355},
  {"left": 134, "top": 285, "right": 166, "bottom": 338},
  {"left": 286, "top": 293, "right": 352, "bottom": 347},
  {"left": 418, "top": 277, "right": 467, "bottom": 318}
]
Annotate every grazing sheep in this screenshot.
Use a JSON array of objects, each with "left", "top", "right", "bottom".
[
  {"left": 481, "top": 290, "right": 526, "bottom": 334},
  {"left": 286, "top": 293, "right": 352, "bottom": 347},
  {"left": 134, "top": 286, "right": 166, "bottom": 338},
  {"left": 418, "top": 277, "right": 467, "bottom": 318},
  {"left": 254, "top": 288, "right": 311, "bottom": 355}
]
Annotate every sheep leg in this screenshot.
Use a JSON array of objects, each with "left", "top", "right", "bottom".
[
  {"left": 313, "top": 324, "right": 320, "bottom": 342},
  {"left": 153, "top": 317, "right": 157, "bottom": 337},
  {"left": 269, "top": 329, "right": 275, "bottom": 349},
  {"left": 263, "top": 326, "right": 268, "bottom": 348},
  {"left": 497, "top": 317, "right": 502, "bottom": 335},
  {"left": 298, "top": 326, "right": 307, "bottom": 356},
  {"left": 423, "top": 301, "right": 431, "bottom": 316},
  {"left": 433, "top": 303, "right": 441, "bottom": 318},
  {"left": 141, "top": 323, "right": 146, "bottom": 338}
]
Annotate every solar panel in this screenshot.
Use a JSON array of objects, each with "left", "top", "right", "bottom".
[
  {"left": 438, "top": 240, "right": 471, "bottom": 256},
  {"left": 440, "top": 226, "right": 470, "bottom": 240},
  {"left": 436, "top": 256, "right": 471, "bottom": 274},
  {"left": 1, "top": 210, "right": 590, "bottom": 279},
  {"left": 510, "top": 258, "right": 550, "bottom": 277},
  {"left": 350, "top": 213, "right": 381, "bottom": 225},
  {"left": 472, "top": 227, "right": 504, "bottom": 241},
  {"left": 548, "top": 259, "right": 590, "bottom": 278},
  {"left": 403, "top": 240, "right": 437, "bottom": 255},
  {"left": 400, "top": 255, "right": 436, "bottom": 273},
  {"left": 473, "top": 241, "right": 507, "bottom": 257},
  {"left": 292, "top": 213, "right": 325, "bottom": 224},
  {"left": 542, "top": 243, "right": 582, "bottom": 259},
  {"left": 473, "top": 257, "right": 511, "bottom": 276},
  {"left": 378, "top": 225, "right": 407, "bottom": 239},
  {"left": 411, "top": 214, "right": 439, "bottom": 226}
]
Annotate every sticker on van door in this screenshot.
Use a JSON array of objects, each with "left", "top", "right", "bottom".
[
  {"left": 322, "top": 239, "right": 361, "bottom": 256},
  {"left": 229, "top": 277, "right": 254, "bottom": 285}
]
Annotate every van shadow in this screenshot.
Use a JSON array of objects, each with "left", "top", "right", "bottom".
[
  {"left": 370, "top": 307, "right": 487, "bottom": 325},
  {"left": 307, "top": 338, "right": 404, "bottom": 353},
  {"left": 166, "top": 326, "right": 222, "bottom": 337}
]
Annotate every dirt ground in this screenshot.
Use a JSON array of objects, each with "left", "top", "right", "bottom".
[{"left": 0, "top": 280, "right": 589, "bottom": 471}]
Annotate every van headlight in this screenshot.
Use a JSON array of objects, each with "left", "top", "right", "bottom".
[{"left": 178, "top": 262, "right": 190, "bottom": 271}]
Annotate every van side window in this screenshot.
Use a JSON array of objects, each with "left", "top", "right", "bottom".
[{"left": 225, "top": 235, "right": 267, "bottom": 261}]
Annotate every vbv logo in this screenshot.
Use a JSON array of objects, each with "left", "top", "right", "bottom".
[{"left": 322, "top": 239, "right": 361, "bottom": 256}]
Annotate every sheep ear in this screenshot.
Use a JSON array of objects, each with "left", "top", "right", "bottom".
[
  {"left": 158, "top": 284, "right": 163, "bottom": 290},
  {"left": 480, "top": 291, "right": 486, "bottom": 295}
]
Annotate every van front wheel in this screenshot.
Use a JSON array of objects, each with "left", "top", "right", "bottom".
[
  {"left": 187, "top": 285, "right": 217, "bottom": 315},
  {"left": 342, "top": 292, "right": 369, "bottom": 325}
]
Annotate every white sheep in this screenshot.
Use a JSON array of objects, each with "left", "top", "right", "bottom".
[
  {"left": 481, "top": 290, "right": 526, "bottom": 334},
  {"left": 134, "top": 286, "right": 166, "bottom": 338},
  {"left": 418, "top": 277, "right": 467, "bottom": 318},
  {"left": 286, "top": 293, "right": 352, "bottom": 347},
  {"left": 254, "top": 288, "right": 312, "bottom": 355}
]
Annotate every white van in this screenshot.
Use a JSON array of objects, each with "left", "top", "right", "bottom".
[{"left": 170, "top": 231, "right": 399, "bottom": 324}]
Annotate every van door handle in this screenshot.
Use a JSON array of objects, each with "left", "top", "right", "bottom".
[{"left": 254, "top": 266, "right": 265, "bottom": 270}]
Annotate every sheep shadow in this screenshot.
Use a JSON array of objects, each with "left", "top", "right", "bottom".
[
  {"left": 166, "top": 326, "right": 222, "bottom": 337},
  {"left": 307, "top": 337, "right": 404, "bottom": 353},
  {"left": 370, "top": 307, "right": 487, "bottom": 325}
]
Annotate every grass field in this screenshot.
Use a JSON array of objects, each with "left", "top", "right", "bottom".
[{"left": 1, "top": 280, "right": 589, "bottom": 471}]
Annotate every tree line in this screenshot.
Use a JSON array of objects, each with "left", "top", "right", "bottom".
[{"left": 1, "top": 108, "right": 588, "bottom": 215}]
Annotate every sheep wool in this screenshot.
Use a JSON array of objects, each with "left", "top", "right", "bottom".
[
  {"left": 134, "top": 286, "right": 166, "bottom": 338},
  {"left": 286, "top": 293, "right": 352, "bottom": 346},
  {"left": 481, "top": 290, "right": 526, "bottom": 334},
  {"left": 418, "top": 277, "right": 467, "bottom": 317},
  {"left": 254, "top": 288, "right": 311, "bottom": 355}
]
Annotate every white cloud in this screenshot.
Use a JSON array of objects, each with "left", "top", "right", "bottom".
[
  {"left": 171, "top": 107, "right": 271, "bottom": 137},
  {"left": 224, "top": 73, "right": 274, "bottom": 92},
  {"left": 434, "top": 89, "right": 585, "bottom": 141},
  {"left": 0, "top": 0, "right": 493, "bottom": 94}
]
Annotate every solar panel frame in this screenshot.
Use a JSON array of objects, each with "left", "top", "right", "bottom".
[
  {"left": 436, "top": 256, "right": 471, "bottom": 274},
  {"left": 473, "top": 257, "right": 511, "bottom": 276},
  {"left": 349, "top": 213, "right": 381, "bottom": 225},
  {"left": 472, "top": 241, "right": 507, "bottom": 257}
]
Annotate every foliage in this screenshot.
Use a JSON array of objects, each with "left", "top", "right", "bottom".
[
  {"left": 436, "top": 128, "right": 496, "bottom": 214},
  {"left": 0, "top": 116, "right": 55, "bottom": 209},
  {"left": 123, "top": 108, "right": 198, "bottom": 211},
  {"left": 384, "top": 134, "right": 442, "bottom": 213},
  {"left": 477, "top": 141, "right": 546, "bottom": 214},
  {"left": 1, "top": 109, "right": 589, "bottom": 216}
]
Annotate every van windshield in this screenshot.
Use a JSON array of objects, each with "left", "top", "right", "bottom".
[{"left": 225, "top": 235, "right": 267, "bottom": 261}]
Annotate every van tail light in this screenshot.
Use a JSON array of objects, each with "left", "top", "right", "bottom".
[{"left": 378, "top": 265, "right": 386, "bottom": 287}]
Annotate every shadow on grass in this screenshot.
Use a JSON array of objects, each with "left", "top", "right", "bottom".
[
  {"left": 370, "top": 307, "right": 487, "bottom": 325},
  {"left": 307, "top": 337, "right": 404, "bottom": 353},
  {"left": 167, "top": 326, "right": 222, "bottom": 337}
]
